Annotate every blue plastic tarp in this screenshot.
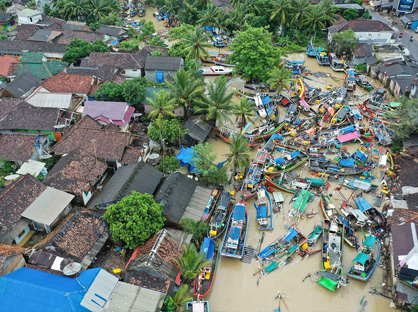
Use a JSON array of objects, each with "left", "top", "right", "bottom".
[
  {"left": 285, "top": 228, "right": 298, "bottom": 242},
  {"left": 291, "top": 151, "right": 301, "bottom": 159},
  {"left": 233, "top": 204, "right": 246, "bottom": 220},
  {"left": 176, "top": 147, "right": 199, "bottom": 173},
  {"left": 200, "top": 237, "right": 215, "bottom": 261},
  {"left": 339, "top": 159, "right": 355, "bottom": 167},
  {"left": 229, "top": 227, "right": 241, "bottom": 240},
  {"left": 205, "top": 26, "right": 216, "bottom": 32},
  {"left": 275, "top": 157, "right": 285, "bottom": 165},
  {"left": 271, "top": 133, "right": 283, "bottom": 141},
  {"left": 258, "top": 245, "right": 275, "bottom": 259},
  {"left": 354, "top": 150, "right": 367, "bottom": 162},
  {"left": 341, "top": 125, "right": 355, "bottom": 134},
  {"left": 262, "top": 96, "right": 271, "bottom": 105},
  {"left": 354, "top": 196, "right": 372, "bottom": 212},
  {"left": 256, "top": 204, "right": 267, "bottom": 219},
  {"left": 351, "top": 108, "right": 362, "bottom": 120}
]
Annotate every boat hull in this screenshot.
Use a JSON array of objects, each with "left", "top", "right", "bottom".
[{"left": 194, "top": 247, "right": 219, "bottom": 298}]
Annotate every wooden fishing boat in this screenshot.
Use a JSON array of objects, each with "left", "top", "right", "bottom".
[
  {"left": 201, "top": 187, "right": 222, "bottom": 221},
  {"left": 201, "top": 66, "right": 233, "bottom": 76},
  {"left": 317, "top": 220, "right": 345, "bottom": 292},
  {"left": 254, "top": 187, "right": 273, "bottom": 231},
  {"left": 264, "top": 144, "right": 309, "bottom": 174},
  {"left": 329, "top": 53, "right": 345, "bottom": 72},
  {"left": 356, "top": 74, "right": 373, "bottom": 92},
  {"left": 298, "top": 99, "right": 317, "bottom": 116},
  {"left": 344, "top": 69, "right": 356, "bottom": 91},
  {"left": 243, "top": 121, "right": 286, "bottom": 143},
  {"left": 319, "top": 194, "right": 358, "bottom": 248},
  {"left": 347, "top": 235, "right": 380, "bottom": 282},
  {"left": 254, "top": 93, "right": 268, "bottom": 118},
  {"left": 360, "top": 127, "right": 375, "bottom": 142},
  {"left": 307, "top": 224, "right": 323, "bottom": 246},
  {"left": 257, "top": 226, "right": 307, "bottom": 275},
  {"left": 213, "top": 127, "right": 259, "bottom": 147},
  {"left": 241, "top": 149, "right": 268, "bottom": 199},
  {"left": 277, "top": 94, "right": 296, "bottom": 107},
  {"left": 316, "top": 48, "right": 330, "bottom": 66},
  {"left": 306, "top": 41, "right": 316, "bottom": 57},
  {"left": 354, "top": 196, "right": 386, "bottom": 229},
  {"left": 296, "top": 78, "right": 306, "bottom": 100},
  {"left": 309, "top": 158, "right": 370, "bottom": 176},
  {"left": 265, "top": 176, "right": 296, "bottom": 194},
  {"left": 288, "top": 188, "right": 313, "bottom": 221},
  {"left": 332, "top": 105, "right": 350, "bottom": 124},
  {"left": 194, "top": 237, "right": 219, "bottom": 299},
  {"left": 186, "top": 301, "right": 210, "bottom": 312},
  {"left": 220, "top": 201, "right": 248, "bottom": 259},
  {"left": 340, "top": 177, "right": 377, "bottom": 193},
  {"left": 284, "top": 103, "right": 300, "bottom": 124},
  {"left": 208, "top": 191, "right": 233, "bottom": 238}
]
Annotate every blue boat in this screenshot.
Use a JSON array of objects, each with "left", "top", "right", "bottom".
[
  {"left": 316, "top": 47, "right": 330, "bottom": 66},
  {"left": 345, "top": 69, "right": 356, "bottom": 91},
  {"left": 254, "top": 186, "right": 273, "bottom": 231},
  {"left": 354, "top": 196, "right": 386, "bottom": 228},
  {"left": 306, "top": 41, "right": 316, "bottom": 57},
  {"left": 347, "top": 235, "right": 380, "bottom": 282},
  {"left": 220, "top": 202, "right": 248, "bottom": 259},
  {"left": 187, "top": 301, "right": 210, "bottom": 312}
]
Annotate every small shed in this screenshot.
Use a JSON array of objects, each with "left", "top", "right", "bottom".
[
  {"left": 183, "top": 115, "right": 213, "bottom": 146},
  {"left": 144, "top": 55, "right": 184, "bottom": 83}
]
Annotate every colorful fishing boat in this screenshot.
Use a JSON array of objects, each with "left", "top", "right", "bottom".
[
  {"left": 208, "top": 191, "right": 233, "bottom": 238},
  {"left": 316, "top": 47, "right": 330, "bottom": 66},
  {"left": 309, "top": 158, "right": 370, "bottom": 176},
  {"left": 319, "top": 194, "right": 358, "bottom": 248},
  {"left": 241, "top": 148, "right": 269, "bottom": 199},
  {"left": 317, "top": 220, "right": 346, "bottom": 292},
  {"left": 278, "top": 94, "right": 296, "bottom": 107},
  {"left": 296, "top": 78, "right": 306, "bottom": 100},
  {"left": 360, "top": 127, "right": 375, "bottom": 142},
  {"left": 329, "top": 53, "right": 345, "bottom": 72},
  {"left": 284, "top": 103, "right": 300, "bottom": 124},
  {"left": 243, "top": 121, "right": 286, "bottom": 143},
  {"left": 213, "top": 127, "right": 259, "bottom": 147},
  {"left": 356, "top": 74, "right": 373, "bottom": 91},
  {"left": 288, "top": 189, "right": 313, "bottom": 222},
  {"left": 306, "top": 40, "right": 316, "bottom": 57},
  {"left": 345, "top": 69, "right": 356, "bottom": 91},
  {"left": 353, "top": 196, "right": 386, "bottom": 228},
  {"left": 194, "top": 237, "right": 219, "bottom": 299},
  {"left": 201, "top": 187, "right": 222, "bottom": 221},
  {"left": 186, "top": 301, "right": 210, "bottom": 312},
  {"left": 254, "top": 187, "right": 273, "bottom": 231},
  {"left": 220, "top": 201, "right": 248, "bottom": 258},
  {"left": 347, "top": 234, "right": 380, "bottom": 281},
  {"left": 201, "top": 66, "right": 233, "bottom": 76},
  {"left": 263, "top": 144, "right": 309, "bottom": 174}
]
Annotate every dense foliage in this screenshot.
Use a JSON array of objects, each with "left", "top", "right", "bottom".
[
  {"left": 148, "top": 118, "right": 187, "bottom": 145},
  {"left": 172, "top": 244, "right": 209, "bottom": 283},
  {"left": 104, "top": 192, "right": 165, "bottom": 249},
  {"left": 331, "top": 29, "right": 359, "bottom": 58},
  {"left": 181, "top": 218, "right": 208, "bottom": 247},
  {"left": 62, "top": 38, "right": 108, "bottom": 64},
  {"left": 94, "top": 77, "right": 147, "bottom": 105},
  {"left": 157, "top": 155, "right": 181, "bottom": 174},
  {"left": 386, "top": 97, "right": 418, "bottom": 140}
]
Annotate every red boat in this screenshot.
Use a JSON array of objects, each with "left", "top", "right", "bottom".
[{"left": 194, "top": 237, "right": 219, "bottom": 299}]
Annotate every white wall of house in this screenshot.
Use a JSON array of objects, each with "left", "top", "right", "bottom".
[
  {"left": 122, "top": 69, "right": 143, "bottom": 78},
  {"left": 329, "top": 31, "right": 394, "bottom": 45},
  {"left": 18, "top": 13, "right": 42, "bottom": 25}
]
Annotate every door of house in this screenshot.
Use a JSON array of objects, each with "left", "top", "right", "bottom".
[{"left": 156, "top": 71, "right": 164, "bottom": 83}]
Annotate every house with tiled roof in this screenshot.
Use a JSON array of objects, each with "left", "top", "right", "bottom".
[
  {"left": 53, "top": 30, "right": 105, "bottom": 44},
  {"left": 0, "top": 174, "right": 74, "bottom": 246},
  {"left": 44, "top": 149, "right": 108, "bottom": 205},
  {"left": 96, "top": 25, "right": 128, "bottom": 46},
  {"left": 50, "top": 115, "right": 142, "bottom": 166},
  {"left": 0, "top": 55, "right": 18, "bottom": 80},
  {"left": 145, "top": 55, "right": 184, "bottom": 83},
  {"left": 12, "top": 52, "right": 67, "bottom": 80},
  {"left": 0, "top": 243, "right": 25, "bottom": 276},
  {"left": 82, "top": 100, "right": 135, "bottom": 131},
  {"left": 125, "top": 228, "right": 192, "bottom": 295},
  {"left": 48, "top": 211, "right": 108, "bottom": 268},
  {"left": 0, "top": 40, "right": 67, "bottom": 60},
  {"left": 0, "top": 12, "right": 16, "bottom": 32},
  {"left": 14, "top": 24, "right": 36, "bottom": 40},
  {"left": 66, "top": 63, "right": 119, "bottom": 83},
  {"left": 0, "top": 102, "right": 71, "bottom": 141},
  {"left": 0, "top": 132, "right": 49, "bottom": 165},
  {"left": 41, "top": 72, "right": 97, "bottom": 98},
  {"left": 0, "top": 97, "right": 23, "bottom": 120},
  {"left": 328, "top": 17, "right": 395, "bottom": 45}
]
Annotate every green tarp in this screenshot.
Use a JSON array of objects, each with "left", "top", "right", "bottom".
[
  {"left": 265, "top": 261, "right": 278, "bottom": 273},
  {"left": 318, "top": 277, "right": 338, "bottom": 292},
  {"left": 364, "top": 235, "right": 375, "bottom": 248},
  {"left": 353, "top": 252, "right": 370, "bottom": 265}
]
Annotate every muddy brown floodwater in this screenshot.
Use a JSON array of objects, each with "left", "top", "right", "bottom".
[{"left": 206, "top": 55, "right": 393, "bottom": 312}]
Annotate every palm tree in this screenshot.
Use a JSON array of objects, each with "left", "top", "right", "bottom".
[
  {"left": 194, "top": 76, "right": 234, "bottom": 126},
  {"left": 267, "top": 67, "right": 293, "bottom": 96},
  {"left": 87, "top": 0, "right": 111, "bottom": 20},
  {"left": 290, "top": 0, "right": 311, "bottom": 29},
  {"left": 224, "top": 6, "right": 252, "bottom": 32},
  {"left": 244, "top": 0, "right": 264, "bottom": 16},
  {"left": 181, "top": 218, "right": 208, "bottom": 247},
  {"left": 148, "top": 90, "right": 176, "bottom": 122},
  {"left": 172, "top": 244, "right": 209, "bottom": 284},
  {"left": 167, "top": 69, "right": 205, "bottom": 117},
  {"left": 225, "top": 134, "right": 251, "bottom": 174},
  {"left": 303, "top": 5, "right": 329, "bottom": 33},
  {"left": 270, "top": 0, "right": 292, "bottom": 31},
  {"left": 180, "top": 26, "right": 212, "bottom": 62},
  {"left": 197, "top": 2, "right": 220, "bottom": 27},
  {"left": 60, "top": 0, "right": 87, "bottom": 20},
  {"left": 232, "top": 97, "right": 256, "bottom": 131},
  {"left": 165, "top": 285, "right": 193, "bottom": 312}
]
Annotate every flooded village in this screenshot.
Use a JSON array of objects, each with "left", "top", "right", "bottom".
[{"left": 0, "top": 0, "right": 418, "bottom": 312}]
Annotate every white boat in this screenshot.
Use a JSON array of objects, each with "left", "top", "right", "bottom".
[
  {"left": 254, "top": 93, "right": 267, "bottom": 118},
  {"left": 201, "top": 66, "right": 233, "bottom": 76}
]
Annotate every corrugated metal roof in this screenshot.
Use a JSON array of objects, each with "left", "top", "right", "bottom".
[
  {"left": 80, "top": 269, "right": 118, "bottom": 312},
  {"left": 21, "top": 187, "right": 74, "bottom": 225},
  {"left": 16, "top": 159, "right": 45, "bottom": 176},
  {"left": 182, "top": 185, "right": 213, "bottom": 220},
  {"left": 103, "top": 282, "right": 164, "bottom": 312},
  {"left": 27, "top": 92, "right": 73, "bottom": 109}
]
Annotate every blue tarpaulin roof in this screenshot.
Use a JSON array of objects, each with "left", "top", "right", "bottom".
[
  {"left": 351, "top": 108, "right": 362, "bottom": 120},
  {"left": 339, "top": 159, "right": 355, "bottom": 167},
  {"left": 176, "top": 147, "right": 199, "bottom": 173},
  {"left": 258, "top": 245, "right": 275, "bottom": 259},
  {"left": 354, "top": 150, "right": 367, "bottom": 162},
  {"left": 233, "top": 204, "right": 246, "bottom": 220},
  {"left": 271, "top": 133, "right": 283, "bottom": 141},
  {"left": 354, "top": 196, "right": 372, "bottom": 212},
  {"left": 291, "top": 151, "right": 301, "bottom": 159},
  {"left": 256, "top": 204, "right": 267, "bottom": 219},
  {"left": 229, "top": 226, "right": 241, "bottom": 240},
  {"left": 201, "top": 237, "right": 215, "bottom": 261},
  {"left": 262, "top": 96, "right": 271, "bottom": 105},
  {"left": 0, "top": 267, "right": 101, "bottom": 312},
  {"left": 285, "top": 228, "right": 298, "bottom": 242},
  {"left": 364, "top": 235, "right": 376, "bottom": 248},
  {"left": 275, "top": 157, "right": 285, "bottom": 165},
  {"left": 341, "top": 125, "right": 355, "bottom": 134},
  {"left": 353, "top": 252, "right": 370, "bottom": 265}
]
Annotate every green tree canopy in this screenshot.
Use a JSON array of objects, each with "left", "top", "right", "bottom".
[
  {"left": 331, "top": 29, "right": 359, "bottom": 58},
  {"left": 62, "top": 38, "right": 109, "bottom": 64},
  {"left": 121, "top": 77, "right": 147, "bottom": 105},
  {"left": 180, "top": 26, "right": 211, "bottom": 62},
  {"left": 343, "top": 8, "right": 359, "bottom": 21},
  {"left": 385, "top": 96, "right": 418, "bottom": 140},
  {"left": 192, "top": 142, "right": 229, "bottom": 185},
  {"left": 148, "top": 118, "right": 187, "bottom": 144},
  {"left": 181, "top": 218, "right": 208, "bottom": 246},
  {"left": 225, "top": 134, "right": 251, "bottom": 174},
  {"left": 232, "top": 97, "right": 256, "bottom": 130},
  {"left": 172, "top": 244, "right": 209, "bottom": 283},
  {"left": 93, "top": 82, "right": 124, "bottom": 101},
  {"left": 229, "top": 26, "right": 281, "bottom": 81},
  {"left": 104, "top": 192, "right": 165, "bottom": 249},
  {"left": 157, "top": 156, "right": 181, "bottom": 174},
  {"left": 268, "top": 66, "right": 293, "bottom": 95}
]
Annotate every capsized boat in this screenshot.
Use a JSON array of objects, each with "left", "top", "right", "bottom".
[
  {"left": 194, "top": 237, "right": 219, "bottom": 299},
  {"left": 263, "top": 144, "right": 309, "bottom": 174},
  {"left": 347, "top": 234, "right": 380, "bottom": 282},
  {"left": 317, "top": 220, "right": 346, "bottom": 291},
  {"left": 254, "top": 187, "right": 273, "bottom": 231},
  {"left": 220, "top": 201, "right": 248, "bottom": 258},
  {"left": 354, "top": 196, "right": 386, "bottom": 228},
  {"left": 209, "top": 191, "right": 233, "bottom": 238},
  {"left": 201, "top": 66, "right": 233, "bottom": 76}
]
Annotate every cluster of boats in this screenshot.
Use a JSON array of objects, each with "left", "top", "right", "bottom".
[{"left": 122, "top": 0, "right": 145, "bottom": 18}]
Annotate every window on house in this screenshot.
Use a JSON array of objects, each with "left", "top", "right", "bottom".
[{"left": 17, "top": 228, "right": 26, "bottom": 238}]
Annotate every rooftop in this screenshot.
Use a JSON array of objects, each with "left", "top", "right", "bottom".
[
  {"left": 0, "top": 55, "right": 18, "bottom": 77},
  {"left": 96, "top": 25, "right": 127, "bottom": 37},
  {"left": 4, "top": 72, "right": 43, "bottom": 98},
  {"left": 330, "top": 17, "right": 393, "bottom": 33},
  {"left": 145, "top": 55, "right": 183, "bottom": 71},
  {"left": 41, "top": 73, "right": 94, "bottom": 94},
  {"left": 0, "top": 133, "right": 38, "bottom": 162},
  {"left": 17, "top": 8, "right": 41, "bottom": 17},
  {"left": 82, "top": 101, "right": 134, "bottom": 126},
  {"left": 0, "top": 40, "right": 67, "bottom": 55},
  {"left": 87, "top": 52, "right": 143, "bottom": 69}
]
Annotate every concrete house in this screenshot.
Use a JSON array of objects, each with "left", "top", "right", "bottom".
[
  {"left": 17, "top": 9, "right": 42, "bottom": 25},
  {"left": 145, "top": 55, "right": 184, "bottom": 83}
]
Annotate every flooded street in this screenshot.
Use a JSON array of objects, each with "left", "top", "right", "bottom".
[{"left": 206, "top": 56, "right": 393, "bottom": 312}]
